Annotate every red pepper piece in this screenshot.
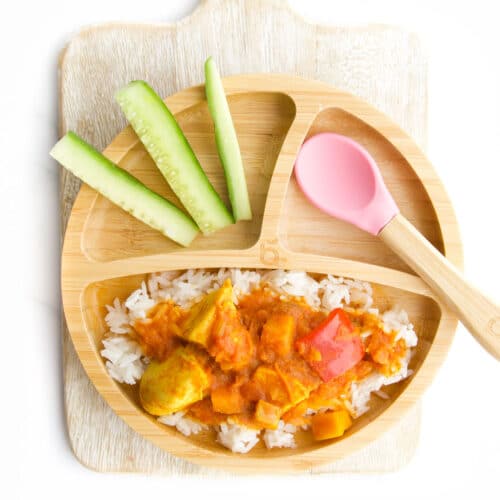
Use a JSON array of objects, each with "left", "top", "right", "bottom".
[{"left": 295, "top": 308, "right": 364, "bottom": 382}]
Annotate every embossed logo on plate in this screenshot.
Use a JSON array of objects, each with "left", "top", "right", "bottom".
[{"left": 260, "top": 239, "right": 280, "bottom": 266}]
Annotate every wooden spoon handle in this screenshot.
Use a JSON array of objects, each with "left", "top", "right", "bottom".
[{"left": 379, "top": 213, "right": 500, "bottom": 360}]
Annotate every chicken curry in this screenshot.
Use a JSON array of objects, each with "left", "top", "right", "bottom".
[{"left": 133, "top": 279, "right": 408, "bottom": 441}]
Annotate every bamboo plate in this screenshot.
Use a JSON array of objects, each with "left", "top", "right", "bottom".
[{"left": 61, "top": 74, "right": 461, "bottom": 473}]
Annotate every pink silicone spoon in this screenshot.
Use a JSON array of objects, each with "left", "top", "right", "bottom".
[{"left": 295, "top": 132, "right": 500, "bottom": 360}]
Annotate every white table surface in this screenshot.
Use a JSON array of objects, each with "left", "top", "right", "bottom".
[{"left": 2, "top": 0, "right": 498, "bottom": 498}]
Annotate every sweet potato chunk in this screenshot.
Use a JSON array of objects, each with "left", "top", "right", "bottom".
[
  {"left": 275, "top": 359, "right": 320, "bottom": 406},
  {"left": 255, "top": 400, "right": 281, "bottom": 429},
  {"left": 251, "top": 366, "right": 289, "bottom": 407},
  {"left": 311, "top": 410, "right": 352, "bottom": 440},
  {"left": 211, "top": 384, "right": 247, "bottom": 414},
  {"left": 277, "top": 369, "right": 310, "bottom": 405},
  {"left": 259, "top": 313, "right": 296, "bottom": 362}
]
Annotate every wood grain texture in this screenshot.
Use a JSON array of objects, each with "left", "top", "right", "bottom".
[
  {"left": 58, "top": 0, "right": 460, "bottom": 474},
  {"left": 61, "top": 73, "right": 460, "bottom": 473},
  {"left": 380, "top": 214, "right": 500, "bottom": 359}
]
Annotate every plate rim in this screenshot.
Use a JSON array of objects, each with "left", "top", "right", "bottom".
[{"left": 60, "top": 73, "right": 462, "bottom": 471}]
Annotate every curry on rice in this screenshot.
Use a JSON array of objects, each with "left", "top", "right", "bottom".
[{"left": 115, "top": 274, "right": 414, "bottom": 446}]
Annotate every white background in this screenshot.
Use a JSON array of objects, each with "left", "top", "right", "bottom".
[{"left": 2, "top": 0, "right": 499, "bottom": 498}]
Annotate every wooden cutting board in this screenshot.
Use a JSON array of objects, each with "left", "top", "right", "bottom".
[{"left": 59, "top": 0, "right": 433, "bottom": 474}]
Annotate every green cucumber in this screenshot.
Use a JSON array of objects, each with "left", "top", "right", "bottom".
[
  {"left": 50, "top": 132, "right": 199, "bottom": 247},
  {"left": 204, "top": 57, "right": 252, "bottom": 221},
  {"left": 115, "top": 81, "right": 234, "bottom": 234}
]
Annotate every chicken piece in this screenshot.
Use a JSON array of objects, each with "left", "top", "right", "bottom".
[
  {"left": 258, "top": 313, "right": 296, "bottom": 363},
  {"left": 139, "top": 346, "right": 210, "bottom": 416},
  {"left": 180, "top": 280, "right": 233, "bottom": 347},
  {"left": 208, "top": 287, "right": 255, "bottom": 371},
  {"left": 133, "top": 301, "right": 184, "bottom": 361}
]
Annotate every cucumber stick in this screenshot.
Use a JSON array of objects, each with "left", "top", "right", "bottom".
[
  {"left": 204, "top": 57, "right": 252, "bottom": 221},
  {"left": 115, "top": 81, "right": 234, "bottom": 234},
  {"left": 50, "top": 132, "right": 199, "bottom": 247}
]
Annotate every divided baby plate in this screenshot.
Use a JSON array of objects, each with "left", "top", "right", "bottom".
[{"left": 61, "top": 74, "right": 461, "bottom": 472}]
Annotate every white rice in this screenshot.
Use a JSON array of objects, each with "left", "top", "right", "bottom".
[
  {"left": 101, "top": 336, "right": 146, "bottom": 384},
  {"left": 383, "top": 308, "right": 418, "bottom": 347},
  {"left": 263, "top": 421, "right": 297, "bottom": 449},
  {"left": 217, "top": 422, "right": 260, "bottom": 453},
  {"left": 158, "top": 411, "right": 207, "bottom": 437},
  {"left": 350, "top": 349, "right": 414, "bottom": 417},
  {"left": 99, "top": 268, "right": 418, "bottom": 452},
  {"left": 264, "top": 270, "right": 321, "bottom": 307},
  {"left": 146, "top": 268, "right": 262, "bottom": 307},
  {"left": 104, "top": 298, "right": 131, "bottom": 334},
  {"left": 125, "top": 281, "right": 156, "bottom": 320}
]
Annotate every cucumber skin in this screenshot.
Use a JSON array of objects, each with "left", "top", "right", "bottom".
[
  {"left": 115, "top": 81, "right": 234, "bottom": 234},
  {"left": 50, "top": 132, "right": 199, "bottom": 247},
  {"left": 204, "top": 57, "right": 252, "bottom": 221}
]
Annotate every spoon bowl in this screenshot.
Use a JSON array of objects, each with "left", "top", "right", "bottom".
[
  {"left": 295, "top": 133, "right": 398, "bottom": 235},
  {"left": 295, "top": 133, "right": 500, "bottom": 360}
]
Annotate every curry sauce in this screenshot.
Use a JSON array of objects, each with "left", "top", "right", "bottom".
[{"left": 132, "top": 280, "right": 409, "bottom": 436}]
